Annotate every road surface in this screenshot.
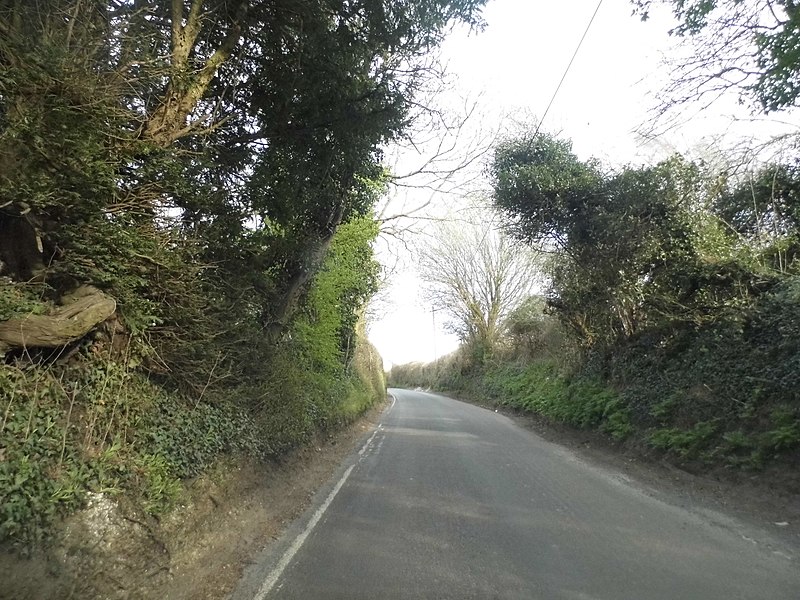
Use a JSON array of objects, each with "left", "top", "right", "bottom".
[{"left": 233, "top": 388, "right": 800, "bottom": 600}]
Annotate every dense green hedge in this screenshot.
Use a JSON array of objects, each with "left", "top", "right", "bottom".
[
  {"left": 483, "top": 362, "right": 633, "bottom": 441},
  {"left": 392, "top": 133, "right": 799, "bottom": 477},
  {"left": 604, "top": 277, "right": 800, "bottom": 467},
  {"left": 389, "top": 281, "right": 800, "bottom": 472}
]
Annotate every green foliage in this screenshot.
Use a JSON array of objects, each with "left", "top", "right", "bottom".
[
  {"left": 0, "top": 0, "right": 484, "bottom": 554},
  {"left": 391, "top": 352, "right": 632, "bottom": 442},
  {"left": 491, "top": 133, "right": 767, "bottom": 345},
  {"left": 715, "top": 407, "right": 800, "bottom": 469},
  {"left": 648, "top": 421, "right": 720, "bottom": 459},
  {"left": 0, "top": 326, "right": 383, "bottom": 548},
  {"left": 136, "top": 391, "right": 273, "bottom": 479},
  {"left": 502, "top": 296, "right": 578, "bottom": 364},
  {"left": 491, "top": 134, "right": 603, "bottom": 245},
  {"left": 0, "top": 357, "right": 276, "bottom": 548},
  {"left": 0, "top": 366, "right": 87, "bottom": 548},
  {"left": 486, "top": 129, "right": 799, "bottom": 461},
  {"left": 253, "top": 217, "right": 385, "bottom": 445},
  {"left": 482, "top": 362, "right": 633, "bottom": 439},
  {"left": 294, "top": 218, "right": 381, "bottom": 374},
  {"left": 134, "top": 454, "right": 183, "bottom": 516},
  {"left": 599, "top": 273, "right": 800, "bottom": 464},
  {"left": 349, "top": 320, "right": 388, "bottom": 416},
  {"left": 0, "top": 0, "right": 487, "bottom": 365},
  {"left": 760, "top": 406, "right": 800, "bottom": 453},
  {"left": 0, "top": 283, "right": 49, "bottom": 322},
  {"left": 395, "top": 137, "right": 800, "bottom": 475}
]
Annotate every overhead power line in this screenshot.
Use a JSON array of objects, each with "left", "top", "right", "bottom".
[{"left": 535, "top": 0, "right": 605, "bottom": 136}]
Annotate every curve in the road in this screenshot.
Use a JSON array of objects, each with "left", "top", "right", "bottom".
[{"left": 234, "top": 389, "right": 800, "bottom": 600}]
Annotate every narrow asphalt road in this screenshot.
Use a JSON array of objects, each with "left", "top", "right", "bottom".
[{"left": 235, "top": 389, "right": 800, "bottom": 600}]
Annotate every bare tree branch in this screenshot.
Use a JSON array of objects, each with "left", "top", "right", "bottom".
[{"left": 417, "top": 207, "right": 541, "bottom": 358}]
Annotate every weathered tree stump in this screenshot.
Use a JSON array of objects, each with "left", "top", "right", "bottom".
[{"left": 0, "top": 286, "right": 116, "bottom": 355}]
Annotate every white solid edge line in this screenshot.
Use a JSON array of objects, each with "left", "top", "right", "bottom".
[{"left": 253, "top": 463, "right": 355, "bottom": 600}]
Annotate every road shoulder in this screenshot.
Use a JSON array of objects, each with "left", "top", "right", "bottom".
[
  {"left": 155, "top": 397, "right": 388, "bottom": 600},
  {"left": 227, "top": 399, "right": 389, "bottom": 600}
]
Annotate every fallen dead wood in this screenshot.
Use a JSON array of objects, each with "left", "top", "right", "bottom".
[{"left": 0, "top": 286, "right": 116, "bottom": 355}]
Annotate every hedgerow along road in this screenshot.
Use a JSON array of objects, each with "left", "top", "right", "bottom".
[{"left": 233, "top": 388, "right": 800, "bottom": 600}]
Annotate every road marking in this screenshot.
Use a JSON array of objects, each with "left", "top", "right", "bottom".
[
  {"left": 358, "top": 429, "right": 379, "bottom": 456},
  {"left": 253, "top": 464, "right": 355, "bottom": 600}
]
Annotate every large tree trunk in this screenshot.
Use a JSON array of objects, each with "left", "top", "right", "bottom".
[
  {"left": 142, "top": 0, "right": 247, "bottom": 146},
  {"left": 264, "top": 235, "right": 336, "bottom": 343},
  {"left": 264, "top": 201, "right": 348, "bottom": 342}
]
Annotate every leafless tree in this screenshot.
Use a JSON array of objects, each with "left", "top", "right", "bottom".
[
  {"left": 418, "top": 209, "right": 540, "bottom": 360},
  {"left": 635, "top": 0, "right": 800, "bottom": 135},
  {"left": 375, "top": 58, "right": 500, "bottom": 238}
]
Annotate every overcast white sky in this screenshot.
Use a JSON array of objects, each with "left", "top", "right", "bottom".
[{"left": 367, "top": 0, "right": 799, "bottom": 369}]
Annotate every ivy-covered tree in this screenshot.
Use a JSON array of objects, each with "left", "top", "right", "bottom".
[
  {"left": 490, "top": 132, "right": 776, "bottom": 345},
  {"left": 0, "top": 0, "right": 491, "bottom": 556}
]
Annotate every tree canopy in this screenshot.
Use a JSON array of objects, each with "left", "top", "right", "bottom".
[
  {"left": 0, "top": 0, "right": 488, "bottom": 363},
  {"left": 491, "top": 131, "right": 800, "bottom": 345},
  {"left": 0, "top": 0, "right": 490, "bottom": 551}
]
